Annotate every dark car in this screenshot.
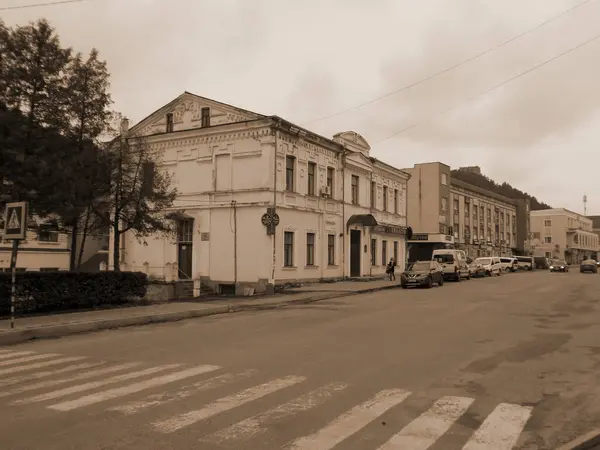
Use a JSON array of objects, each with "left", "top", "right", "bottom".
[
  {"left": 549, "top": 259, "right": 569, "bottom": 272},
  {"left": 400, "top": 261, "right": 444, "bottom": 288},
  {"left": 580, "top": 259, "right": 598, "bottom": 273}
]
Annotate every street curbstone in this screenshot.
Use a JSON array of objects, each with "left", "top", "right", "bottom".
[
  {"left": 0, "top": 284, "right": 398, "bottom": 346},
  {"left": 557, "top": 430, "right": 600, "bottom": 450}
]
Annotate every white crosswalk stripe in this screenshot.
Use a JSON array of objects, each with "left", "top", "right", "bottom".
[
  {"left": 0, "top": 353, "right": 60, "bottom": 366},
  {"left": 12, "top": 364, "right": 181, "bottom": 405},
  {"left": 204, "top": 381, "right": 348, "bottom": 445},
  {"left": 48, "top": 364, "right": 221, "bottom": 412},
  {"left": 110, "top": 369, "right": 257, "bottom": 415},
  {"left": 461, "top": 403, "right": 533, "bottom": 450},
  {"left": 0, "top": 356, "right": 86, "bottom": 377},
  {"left": 0, "top": 350, "right": 35, "bottom": 360},
  {"left": 287, "top": 389, "right": 412, "bottom": 450},
  {"left": 153, "top": 375, "right": 307, "bottom": 433},
  {"left": 378, "top": 396, "right": 474, "bottom": 449},
  {"left": 0, "top": 361, "right": 104, "bottom": 388}
]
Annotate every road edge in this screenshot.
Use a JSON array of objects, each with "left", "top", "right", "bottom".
[
  {"left": 0, "top": 284, "right": 399, "bottom": 346},
  {"left": 557, "top": 430, "right": 600, "bottom": 450}
]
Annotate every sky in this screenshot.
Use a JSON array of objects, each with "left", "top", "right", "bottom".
[{"left": 3, "top": 0, "right": 600, "bottom": 214}]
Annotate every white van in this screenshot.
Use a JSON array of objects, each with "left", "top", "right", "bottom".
[
  {"left": 473, "top": 256, "right": 503, "bottom": 276},
  {"left": 515, "top": 256, "right": 534, "bottom": 271},
  {"left": 499, "top": 257, "right": 519, "bottom": 272},
  {"left": 432, "top": 249, "right": 470, "bottom": 281}
]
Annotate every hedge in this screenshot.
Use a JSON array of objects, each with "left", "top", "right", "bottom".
[{"left": 0, "top": 271, "right": 148, "bottom": 316}]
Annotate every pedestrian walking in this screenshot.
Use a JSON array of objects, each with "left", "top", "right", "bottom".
[{"left": 386, "top": 257, "right": 396, "bottom": 281}]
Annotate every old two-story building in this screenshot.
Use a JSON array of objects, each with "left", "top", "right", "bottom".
[
  {"left": 530, "top": 208, "right": 598, "bottom": 263},
  {"left": 402, "top": 162, "right": 531, "bottom": 260},
  {"left": 109, "top": 92, "right": 410, "bottom": 294}
]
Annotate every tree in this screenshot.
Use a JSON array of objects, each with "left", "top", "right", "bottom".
[
  {"left": 62, "top": 49, "right": 113, "bottom": 269},
  {"left": 100, "top": 128, "right": 178, "bottom": 271}
]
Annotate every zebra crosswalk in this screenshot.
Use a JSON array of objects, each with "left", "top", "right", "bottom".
[{"left": 0, "top": 348, "right": 533, "bottom": 449}]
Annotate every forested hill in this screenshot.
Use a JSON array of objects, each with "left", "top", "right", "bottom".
[{"left": 450, "top": 168, "right": 552, "bottom": 211}]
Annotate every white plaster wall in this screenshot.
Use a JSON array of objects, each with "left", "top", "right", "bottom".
[{"left": 0, "top": 250, "right": 69, "bottom": 271}]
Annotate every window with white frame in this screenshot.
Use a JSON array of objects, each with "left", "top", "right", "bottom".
[
  {"left": 306, "top": 232, "right": 315, "bottom": 266},
  {"left": 327, "top": 234, "right": 335, "bottom": 265},
  {"left": 284, "top": 231, "right": 294, "bottom": 267}
]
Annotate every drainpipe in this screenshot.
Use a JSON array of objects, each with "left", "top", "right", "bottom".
[
  {"left": 232, "top": 200, "right": 238, "bottom": 288},
  {"left": 269, "top": 123, "right": 278, "bottom": 291},
  {"left": 341, "top": 146, "right": 347, "bottom": 279}
]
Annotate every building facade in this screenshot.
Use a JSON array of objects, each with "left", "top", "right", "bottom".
[
  {"left": 403, "top": 162, "right": 530, "bottom": 259},
  {"left": 109, "top": 92, "right": 410, "bottom": 294},
  {"left": 530, "top": 208, "right": 599, "bottom": 263}
]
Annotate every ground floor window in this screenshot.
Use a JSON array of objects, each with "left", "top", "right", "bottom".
[
  {"left": 284, "top": 231, "right": 294, "bottom": 267},
  {"left": 371, "top": 238, "right": 377, "bottom": 265},
  {"left": 327, "top": 234, "right": 335, "bottom": 265},
  {"left": 306, "top": 233, "right": 315, "bottom": 266},
  {"left": 393, "top": 241, "right": 398, "bottom": 263},
  {"left": 382, "top": 240, "right": 387, "bottom": 266},
  {"left": 545, "top": 252, "right": 552, "bottom": 259}
]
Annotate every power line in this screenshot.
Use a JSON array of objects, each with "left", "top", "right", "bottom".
[
  {"left": 0, "top": 0, "right": 90, "bottom": 11},
  {"left": 301, "top": 0, "right": 596, "bottom": 126},
  {"left": 371, "top": 29, "right": 600, "bottom": 145}
]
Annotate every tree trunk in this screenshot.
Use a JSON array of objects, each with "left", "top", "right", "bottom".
[
  {"left": 69, "top": 218, "right": 78, "bottom": 271},
  {"left": 76, "top": 207, "right": 91, "bottom": 268},
  {"left": 112, "top": 220, "right": 120, "bottom": 272}
]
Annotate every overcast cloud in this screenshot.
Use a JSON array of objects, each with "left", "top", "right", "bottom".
[{"left": 3, "top": 0, "right": 600, "bottom": 213}]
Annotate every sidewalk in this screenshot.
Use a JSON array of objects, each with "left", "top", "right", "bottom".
[{"left": 0, "top": 279, "right": 399, "bottom": 346}]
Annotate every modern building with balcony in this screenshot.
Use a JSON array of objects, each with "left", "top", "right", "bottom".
[
  {"left": 530, "top": 208, "right": 598, "bottom": 263},
  {"left": 403, "top": 162, "right": 531, "bottom": 260}
]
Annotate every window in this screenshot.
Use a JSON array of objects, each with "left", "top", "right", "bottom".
[
  {"left": 453, "top": 199, "right": 459, "bottom": 213},
  {"left": 371, "top": 181, "right": 377, "bottom": 208},
  {"left": 394, "top": 189, "right": 399, "bottom": 214},
  {"left": 544, "top": 219, "right": 552, "bottom": 227},
  {"left": 166, "top": 113, "right": 174, "bottom": 133},
  {"left": 453, "top": 222, "right": 459, "bottom": 237},
  {"left": 532, "top": 232, "right": 541, "bottom": 239},
  {"left": 371, "top": 239, "right": 377, "bottom": 265},
  {"left": 383, "top": 186, "right": 388, "bottom": 211},
  {"left": 40, "top": 268, "right": 59, "bottom": 272},
  {"left": 382, "top": 241, "right": 387, "bottom": 266},
  {"left": 351, "top": 175, "right": 359, "bottom": 204},
  {"left": 306, "top": 233, "right": 315, "bottom": 266},
  {"left": 441, "top": 197, "right": 448, "bottom": 213},
  {"left": 177, "top": 219, "right": 194, "bottom": 243},
  {"left": 393, "top": 241, "right": 398, "bottom": 263},
  {"left": 38, "top": 224, "right": 59, "bottom": 242},
  {"left": 465, "top": 225, "right": 470, "bottom": 238},
  {"left": 284, "top": 232, "right": 294, "bottom": 267},
  {"left": 201, "top": 107, "right": 211, "bottom": 127},
  {"left": 327, "top": 234, "right": 335, "bottom": 265},
  {"left": 465, "top": 202, "right": 470, "bottom": 218},
  {"left": 285, "top": 156, "right": 295, "bottom": 192},
  {"left": 545, "top": 252, "right": 552, "bottom": 259},
  {"left": 326, "top": 167, "right": 334, "bottom": 197},
  {"left": 142, "top": 161, "right": 155, "bottom": 197},
  {"left": 441, "top": 173, "right": 448, "bottom": 185},
  {"left": 439, "top": 223, "right": 447, "bottom": 234},
  {"left": 307, "top": 162, "right": 316, "bottom": 196},
  {"left": 473, "top": 207, "right": 477, "bottom": 220},
  {"left": 544, "top": 236, "right": 552, "bottom": 244}
]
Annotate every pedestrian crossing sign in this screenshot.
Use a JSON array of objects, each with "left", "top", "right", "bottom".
[{"left": 3, "top": 201, "right": 27, "bottom": 240}]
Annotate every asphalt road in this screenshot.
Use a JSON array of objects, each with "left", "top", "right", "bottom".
[{"left": 0, "top": 269, "right": 599, "bottom": 450}]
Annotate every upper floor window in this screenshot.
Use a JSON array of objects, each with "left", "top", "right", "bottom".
[
  {"left": 326, "top": 167, "right": 334, "bottom": 197},
  {"left": 441, "top": 173, "right": 448, "bottom": 185},
  {"left": 38, "top": 224, "right": 59, "bottom": 243},
  {"left": 307, "top": 162, "right": 316, "bottom": 196},
  {"left": 383, "top": 186, "right": 388, "bottom": 212},
  {"left": 453, "top": 199, "right": 459, "bottom": 213},
  {"left": 201, "top": 107, "right": 211, "bottom": 127},
  {"left": 370, "top": 181, "right": 377, "bottom": 209},
  {"left": 441, "top": 197, "right": 448, "bottom": 213},
  {"left": 544, "top": 219, "right": 552, "bottom": 227},
  {"left": 285, "top": 156, "right": 295, "bottom": 192},
  {"left": 166, "top": 113, "right": 174, "bottom": 133},
  {"left": 351, "top": 175, "right": 359, "bottom": 205},
  {"left": 465, "top": 202, "right": 470, "bottom": 217},
  {"left": 394, "top": 189, "right": 399, "bottom": 214}
]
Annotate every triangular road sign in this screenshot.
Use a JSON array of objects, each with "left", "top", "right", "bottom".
[{"left": 7, "top": 209, "right": 20, "bottom": 229}]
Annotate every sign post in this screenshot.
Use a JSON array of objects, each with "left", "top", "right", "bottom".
[{"left": 3, "top": 201, "right": 28, "bottom": 329}]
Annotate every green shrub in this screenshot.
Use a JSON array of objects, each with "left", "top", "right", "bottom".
[{"left": 0, "top": 271, "right": 148, "bottom": 316}]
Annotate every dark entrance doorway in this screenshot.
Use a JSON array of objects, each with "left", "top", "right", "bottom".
[
  {"left": 177, "top": 218, "right": 194, "bottom": 279},
  {"left": 350, "top": 229, "right": 361, "bottom": 277}
]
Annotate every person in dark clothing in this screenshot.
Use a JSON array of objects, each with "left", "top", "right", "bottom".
[{"left": 386, "top": 257, "right": 396, "bottom": 281}]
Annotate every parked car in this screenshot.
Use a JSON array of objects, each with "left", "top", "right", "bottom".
[
  {"left": 432, "top": 249, "right": 470, "bottom": 281},
  {"left": 515, "top": 256, "right": 534, "bottom": 271},
  {"left": 549, "top": 260, "right": 569, "bottom": 272},
  {"left": 468, "top": 259, "right": 487, "bottom": 278},
  {"left": 473, "top": 257, "right": 502, "bottom": 276},
  {"left": 400, "top": 261, "right": 444, "bottom": 288},
  {"left": 499, "top": 257, "right": 519, "bottom": 272},
  {"left": 580, "top": 259, "right": 598, "bottom": 273}
]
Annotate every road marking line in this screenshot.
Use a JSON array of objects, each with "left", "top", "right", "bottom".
[
  {"left": 378, "top": 396, "right": 474, "bottom": 449},
  {"left": 0, "top": 362, "right": 141, "bottom": 398},
  {"left": 0, "top": 356, "right": 86, "bottom": 377},
  {"left": 461, "top": 403, "right": 533, "bottom": 450},
  {"left": 287, "top": 388, "right": 412, "bottom": 450},
  {"left": 111, "top": 369, "right": 257, "bottom": 415},
  {"left": 204, "top": 381, "right": 348, "bottom": 444},
  {"left": 13, "top": 364, "right": 181, "bottom": 405},
  {"left": 153, "top": 375, "right": 306, "bottom": 434},
  {"left": 0, "top": 362, "right": 104, "bottom": 388},
  {"left": 0, "top": 351, "right": 35, "bottom": 359},
  {"left": 48, "top": 364, "right": 221, "bottom": 412},
  {"left": 0, "top": 353, "right": 60, "bottom": 367}
]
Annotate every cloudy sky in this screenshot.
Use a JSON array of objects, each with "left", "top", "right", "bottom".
[{"left": 4, "top": 0, "right": 600, "bottom": 213}]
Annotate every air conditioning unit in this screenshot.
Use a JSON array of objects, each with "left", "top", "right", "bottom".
[{"left": 320, "top": 186, "right": 331, "bottom": 197}]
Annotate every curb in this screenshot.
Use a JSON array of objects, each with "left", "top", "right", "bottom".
[
  {"left": 0, "top": 284, "right": 399, "bottom": 346},
  {"left": 557, "top": 430, "right": 600, "bottom": 450}
]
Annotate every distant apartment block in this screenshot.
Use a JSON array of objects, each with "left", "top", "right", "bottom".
[{"left": 530, "top": 208, "right": 599, "bottom": 263}]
